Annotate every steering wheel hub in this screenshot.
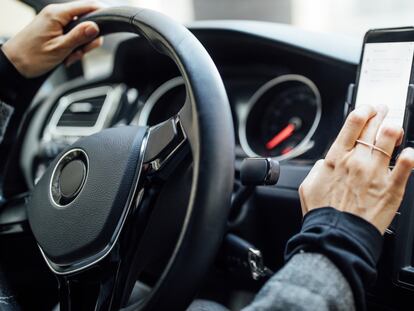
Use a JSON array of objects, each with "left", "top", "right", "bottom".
[
  {"left": 50, "top": 149, "right": 88, "bottom": 206},
  {"left": 29, "top": 126, "right": 148, "bottom": 269},
  {"left": 59, "top": 160, "right": 86, "bottom": 199}
]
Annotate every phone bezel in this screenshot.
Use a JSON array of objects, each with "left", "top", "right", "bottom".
[{"left": 350, "top": 27, "right": 414, "bottom": 162}]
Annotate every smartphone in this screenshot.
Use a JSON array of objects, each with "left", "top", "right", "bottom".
[{"left": 352, "top": 27, "right": 414, "bottom": 158}]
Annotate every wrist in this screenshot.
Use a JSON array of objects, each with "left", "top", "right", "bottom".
[{"left": 1, "top": 40, "right": 29, "bottom": 78}]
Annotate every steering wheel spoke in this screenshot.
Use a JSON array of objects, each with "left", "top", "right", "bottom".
[
  {"left": 142, "top": 93, "right": 198, "bottom": 181},
  {"left": 144, "top": 114, "right": 190, "bottom": 180},
  {"left": 57, "top": 259, "right": 122, "bottom": 311},
  {"left": 178, "top": 95, "right": 197, "bottom": 147},
  {"left": 56, "top": 160, "right": 191, "bottom": 311}
]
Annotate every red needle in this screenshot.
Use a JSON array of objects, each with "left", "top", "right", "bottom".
[{"left": 266, "top": 123, "right": 295, "bottom": 150}]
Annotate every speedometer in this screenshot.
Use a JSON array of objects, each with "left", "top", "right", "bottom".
[
  {"left": 131, "top": 77, "right": 185, "bottom": 126},
  {"left": 239, "top": 74, "right": 322, "bottom": 161}
]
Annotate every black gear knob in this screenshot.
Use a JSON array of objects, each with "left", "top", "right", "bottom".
[{"left": 240, "top": 157, "right": 280, "bottom": 186}]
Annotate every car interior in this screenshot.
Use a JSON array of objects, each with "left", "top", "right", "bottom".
[{"left": 1, "top": 0, "right": 414, "bottom": 310}]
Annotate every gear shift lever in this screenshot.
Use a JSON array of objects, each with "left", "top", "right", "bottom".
[
  {"left": 221, "top": 158, "right": 280, "bottom": 281},
  {"left": 229, "top": 157, "right": 280, "bottom": 224},
  {"left": 240, "top": 157, "right": 280, "bottom": 186}
]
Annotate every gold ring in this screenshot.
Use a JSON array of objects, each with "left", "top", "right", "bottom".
[{"left": 356, "top": 139, "right": 391, "bottom": 158}]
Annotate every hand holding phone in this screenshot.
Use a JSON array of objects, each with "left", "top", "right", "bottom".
[{"left": 352, "top": 27, "right": 414, "bottom": 159}]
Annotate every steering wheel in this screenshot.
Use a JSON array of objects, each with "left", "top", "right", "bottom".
[{"left": 24, "top": 7, "right": 234, "bottom": 311}]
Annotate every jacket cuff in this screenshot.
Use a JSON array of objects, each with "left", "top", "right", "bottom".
[
  {"left": 285, "top": 207, "right": 383, "bottom": 311},
  {"left": 302, "top": 207, "right": 383, "bottom": 263}
]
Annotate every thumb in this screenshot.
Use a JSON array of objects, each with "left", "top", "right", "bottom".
[{"left": 60, "top": 21, "right": 100, "bottom": 51}]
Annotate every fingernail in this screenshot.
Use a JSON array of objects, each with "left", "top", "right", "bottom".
[
  {"left": 399, "top": 148, "right": 414, "bottom": 160},
  {"left": 405, "top": 147, "right": 414, "bottom": 155},
  {"left": 85, "top": 24, "right": 99, "bottom": 38}
]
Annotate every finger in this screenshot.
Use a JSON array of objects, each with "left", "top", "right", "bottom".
[
  {"left": 65, "top": 37, "right": 102, "bottom": 67},
  {"left": 357, "top": 104, "right": 388, "bottom": 145},
  {"left": 65, "top": 50, "right": 84, "bottom": 67},
  {"left": 82, "top": 36, "right": 103, "bottom": 54},
  {"left": 48, "top": 1, "right": 103, "bottom": 24},
  {"left": 354, "top": 104, "right": 388, "bottom": 155},
  {"left": 326, "top": 104, "right": 376, "bottom": 160},
  {"left": 373, "top": 125, "right": 403, "bottom": 167},
  {"left": 59, "top": 21, "right": 100, "bottom": 51},
  {"left": 396, "top": 129, "right": 404, "bottom": 147},
  {"left": 390, "top": 147, "right": 414, "bottom": 193}
]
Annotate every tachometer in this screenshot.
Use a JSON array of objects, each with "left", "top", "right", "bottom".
[{"left": 239, "top": 74, "right": 321, "bottom": 161}]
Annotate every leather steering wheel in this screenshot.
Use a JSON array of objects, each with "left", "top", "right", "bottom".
[{"left": 26, "top": 7, "right": 234, "bottom": 310}]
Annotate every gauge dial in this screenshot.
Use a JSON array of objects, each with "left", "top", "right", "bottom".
[
  {"left": 132, "top": 77, "right": 185, "bottom": 126},
  {"left": 239, "top": 75, "right": 321, "bottom": 160}
]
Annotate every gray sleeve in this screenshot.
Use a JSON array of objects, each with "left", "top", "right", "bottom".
[
  {"left": 0, "top": 101, "right": 14, "bottom": 144},
  {"left": 0, "top": 266, "right": 21, "bottom": 311},
  {"left": 242, "top": 252, "right": 355, "bottom": 311}
]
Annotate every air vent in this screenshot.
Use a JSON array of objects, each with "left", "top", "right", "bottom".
[
  {"left": 43, "top": 85, "right": 124, "bottom": 140},
  {"left": 57, "top": 95, "right": 106, "bottom": 127}
]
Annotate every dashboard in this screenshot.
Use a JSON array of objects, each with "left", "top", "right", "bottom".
[
  {"left": 15, "top": 21, "right": 364, "bottom": 296},
  {"left": 20, "top": 21, "right": 358, "bottom": 188},
  {"left": 17, "top": 21, "right": 359, "bottom": 275}
]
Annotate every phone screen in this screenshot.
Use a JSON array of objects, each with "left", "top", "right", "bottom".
[{"left": 355, "top": 41, "right": 414, "bottom": 127}]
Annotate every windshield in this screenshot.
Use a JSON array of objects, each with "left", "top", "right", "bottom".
[
  {"left": 1, "top": 0, "right": 413, "bottom": 39},
  {"left": 125, "top": 0, "right": 414, "bottom": 39}
]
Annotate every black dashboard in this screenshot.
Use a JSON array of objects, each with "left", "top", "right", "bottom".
[
  {"left": 22, "top": 20, "right": 414, "bottom": 310},
  {"left": 20, "top": 21, "right": 358, "bottom": 187}
]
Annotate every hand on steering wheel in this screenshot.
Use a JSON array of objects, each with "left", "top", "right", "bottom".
[
  {"left": 1, "top": 1, "right": 103, "bottom": 78},
  {"left": 299, "top": 104, "right": 414, "bottom": 234}
]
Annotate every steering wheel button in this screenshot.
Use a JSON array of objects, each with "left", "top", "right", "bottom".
[{"left": 59, "top": 160, "right": 86, "bottom": 199}]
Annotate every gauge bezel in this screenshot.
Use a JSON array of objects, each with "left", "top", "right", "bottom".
[
  {"left": 239, "top": 74, "right": 322, "bottom": 161},
  {"left": 131, "top": 76, "right": 185, "bottom": 126}
]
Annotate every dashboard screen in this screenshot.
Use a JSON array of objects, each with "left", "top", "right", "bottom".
[{"left": 355, "top": 41, "right": 414, "bottom": 127}]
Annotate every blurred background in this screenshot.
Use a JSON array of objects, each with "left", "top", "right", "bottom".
[
  {"left": 1, "top": 0, "right": 414, "bottom": 39},
  {"left": 1, "top": 0, "right": 413, "bottom": 79}
]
